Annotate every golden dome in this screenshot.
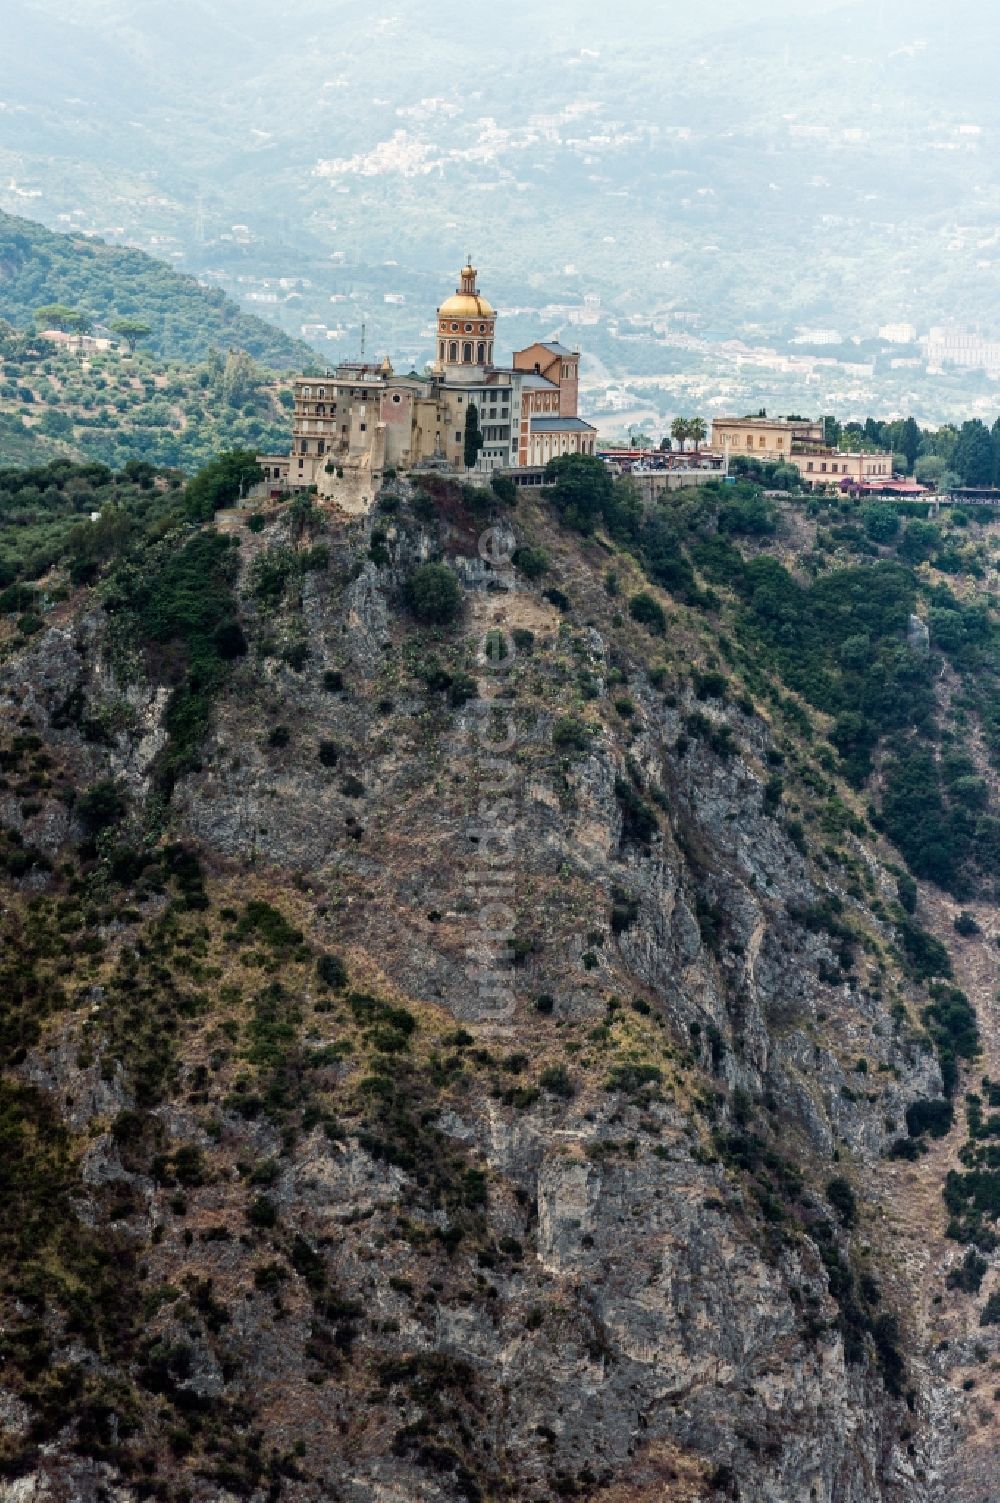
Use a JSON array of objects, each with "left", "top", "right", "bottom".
[
  {"left": 438, "top": 292, "right": 496, "bottom": 319},
  {"left": 438, "top": 263, "right": 495, "bottom": 320}
]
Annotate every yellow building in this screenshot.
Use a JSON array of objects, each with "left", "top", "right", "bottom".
[
  {"left": 258, "top": 263, "right": 596, "bottom": 508},
  {"left": 792, "top": 451, "right": 893, "bottom": 487},
  {"left": 710, "top": 415, "right": 825, "bottom": 462},
  {"left": 709, "top": 414, "right": 893, "bottom": 489}
]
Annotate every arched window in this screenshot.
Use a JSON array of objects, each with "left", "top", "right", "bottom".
[
  {"left": 477, "top": 342, "right": 485, "bottom": 363},
  {"left": 449, "top": 341, "right": 458, "bottom": 362},
  {"left": 439, "top": 341, "right": 445, "bottom": 362},
  {"left": 463, "top": 342, "right": 473, "bottom": 362},
  {"left": 487, "top": 342, "right": 493, "bottom": 363}
]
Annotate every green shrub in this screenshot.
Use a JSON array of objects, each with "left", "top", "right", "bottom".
[
  {"left": 317, "top": 953, "right": 348, "bottom": 990},
  {"left": 247, "top": 1194, "right": 277, "bottom": 1229},
  {"left": 76, "top": 780, "right": 126, "bottom": 835},
  {"left": 923, "top": 983, "right": 979, "bottom": 1095},
  {"left": 611, "top": 888, "right": 640, "bottom": 934},
  {"left": 762, "top": 774, "right": 783, "bottom": 813},
  {"left": 605, "top": 1062, "right": 662, "bottom": 1095},
  {"left": 540, "top": 1064, "right": 574, "bottom": 1098},
  {"left": 214, "top": 620, "right": 248, "bottom": 659},
  {"left": 406, "top": 563, "right": 462, "bottom": 624},
  {"left": 552, "top": 716, "right": 591, "bottom": 752},
  {"left": 897, "top": 873, "right": 918, "bottom": 915},
  {"left": 898, "top": 919, "right": 952, "bottom": 982},
  {"left": 826, "top": 1176, "right": 857, "bottom": 1228},
  {"left": 235, "top": 901, "right": 303, "bottom": 952},
  {"left": 947, "top": 1246, "right": 988, "bottom": 1293},
  {"left": 512, "top": 546, "right": 549, "bottom": 579},
  {"left": 628, "top": 591, "right": 666, "bottom": 635},
  {"left": 184, "top": 450, "right": 262, "bottom": 522},
  {"left": 905, "top": 1097, "right": 953, "bottom": 1139},
  {"left": 614, "top": 777, "right": 657, "bottom": 845}
]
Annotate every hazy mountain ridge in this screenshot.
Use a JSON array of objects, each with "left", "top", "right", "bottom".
[
  {"left": 0, "top": 210, "right": 313, "bottom": 368},
  {"left": 6, "top": 1, "right": 1000, "bottom": 428}
]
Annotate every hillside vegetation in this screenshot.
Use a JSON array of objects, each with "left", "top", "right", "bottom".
[
  {"left": 0, "top": 209, "right": 312, "bottom": 367},
  {"left": 0, "top": 323, "right": 293, "bottom": 472},
  {"left": 0, "top": 456, "right": 998, "bottom": 1499}
]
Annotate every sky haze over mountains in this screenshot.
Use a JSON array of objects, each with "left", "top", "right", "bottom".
[{"left": 4, "top": 0, "right": 1000, "bottom": 419}]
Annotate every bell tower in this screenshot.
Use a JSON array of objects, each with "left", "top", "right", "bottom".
[{"left": 434, "top": 262, "right": 497, "bottom": 379}]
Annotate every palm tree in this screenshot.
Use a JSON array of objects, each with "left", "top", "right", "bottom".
[
  {"left": 670, "top": 416, "right": 690, "bottom": 452},
  {"left": 688, "top": 417, "right": 707, "bottom": 454}
]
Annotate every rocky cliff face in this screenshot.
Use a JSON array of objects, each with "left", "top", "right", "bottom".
[{"left": 0, "top": 480, "right": 995, "bottom": 1503}]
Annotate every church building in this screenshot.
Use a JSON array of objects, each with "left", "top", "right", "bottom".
[{"left": 257, "top": 263, "right": 597, "bottom": 506}]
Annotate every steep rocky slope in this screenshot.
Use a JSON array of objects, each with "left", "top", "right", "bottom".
[{"left": 0, "top": 476, "right": 997, "bottom": 1502}]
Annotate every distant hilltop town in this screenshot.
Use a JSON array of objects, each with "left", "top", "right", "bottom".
[{"left": 257, "top": 263, "right": 597, "bottom": 510}]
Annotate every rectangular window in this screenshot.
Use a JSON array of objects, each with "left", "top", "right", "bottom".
[
  {"left": 807, "top": 462, "right": 814, "bottom": 472},
  {"left": 456, "top": 432, "right": 461, "bottom": 442}
]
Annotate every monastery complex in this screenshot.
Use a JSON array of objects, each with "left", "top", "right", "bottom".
[
  {"left": 258, "top": 263, "right": 597, "bottom": 508},
  {"left": 256, "top": 260, "right": 906, "bottom": 509}
]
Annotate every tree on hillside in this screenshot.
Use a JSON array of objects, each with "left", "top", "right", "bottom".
[
  {"left": 991, "top": 417, "right": 1000, "bottom": 482},
  {"left": 406, "top": 562, "right": 462, "bottom": 624},
  {"left": 34, "top": 304, "right": 89, "bottom": 334},
  {"left": 111, "top": 317, "right": 152, "bottom": 355},
  {"left": 220, "top": 350, "right": 263, "bottom": 409},
  {"left": 921, "top": 424, "right": 958, "bottom": 468},
  {"left": 914, "top": 455, "right": 945, "bottom": 489},
  {"left": 543, "top": 452, "right": 614, "bottom": 534},
  {"left": 669, "top": 417, "right": 690, "bottom": 451},
  {"left": 897, "top": 416, "right": 921, "bottom": 472},
  {"left": 184, "top": 450, "right": 262, "bottom": 521},
  {"left": 463, "top": 402, "right": 484, "bottom": 470},
  {"left": 952, "top": 419, "right": 995, "bottom": 487}
]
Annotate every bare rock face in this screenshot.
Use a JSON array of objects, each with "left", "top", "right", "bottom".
[{"left": 0, "top": 492, "right": 979, "bottom": 1503}]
